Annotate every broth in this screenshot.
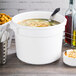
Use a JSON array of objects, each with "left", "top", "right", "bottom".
[{"left": 18, "top": 19, "right": 60, "bottom": 27}]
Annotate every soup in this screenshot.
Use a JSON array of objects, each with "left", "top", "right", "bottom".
[{"left": 18, "top": 19, "right": 60, "bottom": 27}]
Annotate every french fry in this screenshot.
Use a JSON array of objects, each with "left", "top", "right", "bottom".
[
  {"left": 0, "top": 17, "right": 5, "bottom": 21},
  {"left": 2, "top": 15, "right": 8, "bottom": 21},
  {"left": 0, "top": 22, "right": 5, "bottom": 25}
]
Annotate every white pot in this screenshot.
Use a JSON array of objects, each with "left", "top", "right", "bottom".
[{"left": 10, "top": 11, "right": 67, "bottom": 65}]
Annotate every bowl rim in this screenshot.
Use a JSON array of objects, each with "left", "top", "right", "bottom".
[{"left": 12, "top": 11, "right": 67, "bottom": 30}]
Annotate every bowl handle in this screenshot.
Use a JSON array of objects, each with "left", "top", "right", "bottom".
[
  {"left": 5, "top": 23, "right": 14, "bottom": 48},
  {"left": 9, "top": 21, "right": 17, "bottom": 33}
]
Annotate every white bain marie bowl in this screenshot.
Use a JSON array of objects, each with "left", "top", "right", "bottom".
[
  {"left": 10, "top": 11, "right": 67, "bottom": 65},
  {"left": 63, "top": 49, "right": 76, "bottom": 66}
]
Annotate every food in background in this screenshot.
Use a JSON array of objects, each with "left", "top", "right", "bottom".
[
  {"left": 72, "top": 30, "right": 76, "bottom": 47},
  {"left": 0, "top": 13, "right": 12, "bottom": 25},
  {"left": 18, "top": 19, "right": 60, "bottom": 27},
  {"left": 65, "top": 49, "right": 76, "bottom": 58},
  {"left": 65, "top": 14, "right": 72, "bottom": 45}
]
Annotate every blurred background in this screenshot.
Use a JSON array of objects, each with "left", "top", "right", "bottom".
[{"left": 0, "top": 0, "right": 71, "bottom": 16}]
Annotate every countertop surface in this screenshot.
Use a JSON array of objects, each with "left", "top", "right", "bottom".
[{"left": 0, "top": 41, "right": 76, "bottom": 76}]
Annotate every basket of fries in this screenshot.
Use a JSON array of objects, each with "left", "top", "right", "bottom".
[{"left": 0, "top": 13, "right": 12, "bottom": 64}]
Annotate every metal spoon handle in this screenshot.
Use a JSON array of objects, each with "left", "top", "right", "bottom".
[{"left": 51, "top": 8, "right": 60, "bottom": 16}]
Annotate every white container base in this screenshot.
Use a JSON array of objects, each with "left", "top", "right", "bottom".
[
  {"left": 10, "top": 11, "right": 67, "bottom": 65},
  {"left": 17, "top": 54, "right": 61, "bottom": 65}
]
